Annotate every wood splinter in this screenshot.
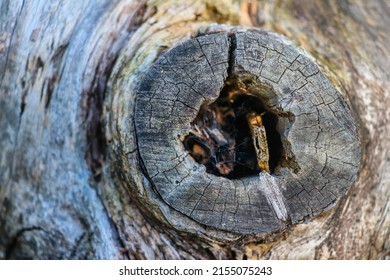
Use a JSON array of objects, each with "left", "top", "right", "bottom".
[
  {"left": 247, "top": 111, "right": 287, "bottom": 221},
  {"left": 247, "top": 112, "right": 270, "bottom": 173}
]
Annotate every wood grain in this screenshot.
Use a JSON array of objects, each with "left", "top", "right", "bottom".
[
  {"left": 133, "top": 29, "right": 360, "bottom": 236},
  {"left": 1, "top": 0, "right": 388, "bottom": 259}
]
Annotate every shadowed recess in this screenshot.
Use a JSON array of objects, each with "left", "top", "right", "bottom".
[{"left": 182, "top": 76, "right": 293, "bottom": 179}]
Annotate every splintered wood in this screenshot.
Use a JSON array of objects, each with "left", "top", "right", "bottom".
[
  {"left": 247, "top": 112, "right": 270, "bottom": 174},
  {"left": 257, "top": 173, "right": 288, "bottom": 221}
]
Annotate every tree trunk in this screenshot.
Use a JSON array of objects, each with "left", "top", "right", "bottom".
[{"left": 0, "top": 0, "right": 389, "bottom": 260}]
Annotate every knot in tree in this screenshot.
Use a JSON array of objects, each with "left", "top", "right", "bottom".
[
  {"left": 134, "top": 30, "right": 361, "bottom": 237},
  {"left": 3, "top": 0, "right": 389, "bottom": 260}
]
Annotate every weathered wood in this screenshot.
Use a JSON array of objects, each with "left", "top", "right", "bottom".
[
  {"left": 0, "top": 0, "right": 147, "bottom": 259},
  {"left": 133, "top": 29, "right": 360, "bottom": 237},
  {"left": 1, "top": 0, "right": 389, "bottom": 259}
]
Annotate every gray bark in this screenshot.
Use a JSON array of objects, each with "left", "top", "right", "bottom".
[{"left": 0, "top": 0, "right": 389, "bottom": 259}]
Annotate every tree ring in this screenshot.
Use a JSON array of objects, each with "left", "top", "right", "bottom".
[{"left": 134, "top": 30, "right": 361, "bottom": 234}]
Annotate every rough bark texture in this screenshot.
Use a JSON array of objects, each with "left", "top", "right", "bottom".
[{"left": 0, "top": 0, "right": 389, "bottom": 259}]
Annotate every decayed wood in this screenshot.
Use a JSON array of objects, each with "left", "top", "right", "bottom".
[
  {"left": 133, "top": 29, "right": 360, "bottom": 236},
  {"left": 1, "top": 0, "right": 389, "bottom": 259}
]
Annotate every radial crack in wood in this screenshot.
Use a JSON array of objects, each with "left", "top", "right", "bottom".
[{"left": 133, "top": 29, "right": 361, "bottom": 237}]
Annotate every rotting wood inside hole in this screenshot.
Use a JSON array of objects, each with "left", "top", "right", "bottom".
[{"left": 182, "top": 77, "right": 297, "bottom": 179}]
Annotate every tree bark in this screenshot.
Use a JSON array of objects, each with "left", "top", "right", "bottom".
[{"left": 0, "top": 0, "right": 389, "bottom": 259}]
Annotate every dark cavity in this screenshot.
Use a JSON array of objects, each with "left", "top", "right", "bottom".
[{"left": 182, "top": 77, "right": 294, "bottom": 179}]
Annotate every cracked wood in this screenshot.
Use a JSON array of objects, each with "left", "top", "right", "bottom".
[
  {"left": 2, "top": 0, "right": 387, "bottom": 260},
  {"left": 134, "top": 30, "right": 361, "bottom": 235}
]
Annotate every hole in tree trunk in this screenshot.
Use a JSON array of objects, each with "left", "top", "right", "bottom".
[{"left": 182, "top": 76, "right": 296, "bottom": 179}]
